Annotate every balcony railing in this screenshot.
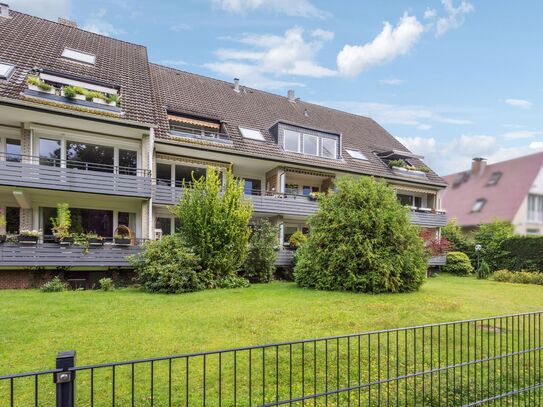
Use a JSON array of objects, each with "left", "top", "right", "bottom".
[
  {"left": 0, "top": 153, "right": 152, "bottom": 198},
  {"left": 170, "top": 125, "right": 233, "bottom": 144},
  {"left": 408, "top": 208, "right": 448, "bottom": 227},
  {"left": 0, "top": 241, "right": 143, "bottom": 268}
]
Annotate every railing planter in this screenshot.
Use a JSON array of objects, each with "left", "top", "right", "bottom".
[
  {"left": 55, "top": 236, "right": 75, "bottom": 245},
  {"left": 17, "top": 235, "right": 39, "bottom": 244},
  {"left": 27, "top": 84, "right": 56, "bottom": 95},
  {"left": 114, "top": 237, "right": 131, "bottom": 246},
  {"left": 87, "top": 237, "right": 104, "bottom": 246}
]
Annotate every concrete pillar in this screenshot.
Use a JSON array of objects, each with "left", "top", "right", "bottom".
[
  {"left": 20, "top": 126, "right": 32, "bottom": 163},
  {"left": 141, "top": 201, "right": 149, "bottom": 240},
  {"left": 0, "top": 207, "right": 5, "bottom": 235},
  {"left": 19, "top": 208, "right": 32, "bottom": 231}
]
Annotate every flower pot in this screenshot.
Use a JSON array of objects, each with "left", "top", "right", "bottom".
[
  {"left": 28, "top": 84, "right": 55, "bottom": 94},
  {"left": 114, "top": 237, "right": 131, "bottom": 246},
  {"left": 18, "top": 235, "right": 39, "bottom": 244},
  {"left": 88, "top": 238, "right": 104, "bottom": 246},
  {"left": 108, "top": 100, "right": 117, "bottom": 107},
  {"left": 92, "top": 97, "right": 106, "bottom": 104},
  {"left": 61, "top": 91, "right": 86, "bottom": 101},
  {"left": 0, "top": 235, "right": 6, "bottom": 243}
]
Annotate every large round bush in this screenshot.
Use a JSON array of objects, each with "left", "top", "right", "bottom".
[
  {"left": 294, "top": 176, "right": 427, "bottom": 293},
  {"left": 443, "top": 251, "right": 474, "bottom": 276},
  {"left": 130, "top": 235, "right": 209, "bottom": 293}
]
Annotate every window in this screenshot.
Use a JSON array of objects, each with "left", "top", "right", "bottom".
[
  {"left": 0, "top": 62, "right": 15, "bottom": 80},
  {"left": 119, "top": 149, "right": 137, "bottom": 175},
  {"left": 42, "top": 207, "right": 113, "bottom": 239},
  {"left": 39, "top": 138, "right": 61, "bottom": 167},
  {"left": 61, "top": 48, "right": 96, "bottom": 65},
  {"left": 397, "top": 194, "right": 422, "bottom": 208},
  {"left": 321, "top": 138, "right": 336, "bottom": 159},
  {"left": 156, "top": 217, "right": 172, "bottom": 235},
  {"left": 175, "top": 165, "right": 206, "bottom": 187},
  {"left": 239, "top": 127, "right": 265, "bottom": 141},
  {"left": 283, "top": 130, "right": 300, "bottom": 152},
  {"left": 66, "top": 141, "right": 114, "bottom": 173},
  {"left": 156, "top": 163, "right": 172, "bottom": 185},
  {"left": 486, "top": 172, "right": 502, "bottom": 186},
  {"left": 471, "top": 198, "right": 486, "bottom": 213},
  {"left": 346, "top": 149, "right": 367, "bottom": 160},
  {"left": 283, "top": 226, "right": 298, "bottom": 245},
  {"left": 118, "top": 212, "right": 136, "bottom": 231},
  {"left": 303, "top": 186, "right": 319, "bottom": 196},
  {"left": 528, "top": 194, "right": 543, "bottom": 222},
  {"left": 303, "top": 134, "right": 318, "bottom": 156},
  {"left": 243, "top": 178, "right": 261, "bottom": 196},
  {"left": 6, "top": 139, "right": 21, "bottom": 162},
  {"left": 285, "top": 183, "right": 299, "bottom": 195},
  {"left": 6, "top": 207, "right": 19, "bottom": 234}
]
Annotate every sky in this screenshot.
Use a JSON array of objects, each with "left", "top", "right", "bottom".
[{"left": 8, "top": 0, "right": 543, "bottom": 175}]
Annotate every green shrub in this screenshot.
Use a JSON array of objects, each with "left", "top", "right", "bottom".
[
  {"left": 216, "top": 275, "right": 250, "bottom": 289},
  {"left": 491, "top": 269, "right": 543, "bottom": 285},
  {"left": 288, "top": 230, "right": 307, "bottom": 249},
  {"left": 62, "top": 86, "right": 78, "bottom": 98},
  {"left": 51, "top": 203, "right": 71, "bottom": 240},
  {"left": 294, "top": 176, "right": 427, "bottom": 294},
  {"left": 477, "top": 259, "right": 490, "bottom": 279},
  {"left": 492, "top": 269, "right": 511, "bottom": 282},
  {"left": 242, "top": 219, "right": 278, "bottom": 283},
  {"left": 474, "top": 219, "right": 514, "bottom": 271},
  {"left": 98, "top": 277, "right": 114, "bottom": 291},
  {"left": 41, "top": 276, "right": 67, "bottom": 292},
  {"left": 130, "top": 235, "right": 208, "bottom": 294},
  {"left": 171, "top": 167, "right": 253, "bottom": 280},
  {"left": 501, "top": 236, "right": 543, "bottom": 272},
  {"left": 441, "top": 219, "right": 474, "bottom": 259},
  {"left": 443, "top": 252, "right": 474, "bottom": 276}
]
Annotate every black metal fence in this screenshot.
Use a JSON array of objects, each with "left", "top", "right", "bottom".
[{"left": 1, "top": 311, "right": 542, "bottom": 406}]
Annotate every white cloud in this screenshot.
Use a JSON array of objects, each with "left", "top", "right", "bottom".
[
  {"left": 210, "top": 0, "right": 328, "bottom": 18},
  {"left": 501, "top": 130, "right": 540, "bottom": 139},
  {"left": 8, "top": 0, "right": 71, "bottom": 21},
  {"left": 529, "top": 142, "right": 543, "bottom": 149},
  {"left": 435, "top": 0, "right": 474, "bottom": 37},
  {"left": 424, "top": 8, "right": 437, "bottom": 19},
  {"left": 169, "top": 23, "right": 191, "bottom": 32},
  {"left": 319, "top": 101, "right": 471, "bottom": 128},
  {"left": 205, "top": 26, "right": 335, "bottom": 89},
  {"left": 450, "top": 134, "right": 497, "bottom": 157},
  {"left": 379, "top": 78, "right": 404, "bottom": 85},
  {"left": 81, "top": 8, "right": 123, "bottom": 37},
  {"left": 397, "top": 136, "right": 437, "bottom": 156},
  {"left": 161, "top": 60, "right": 188, "bottom": 67},
  {"left": 337, "top": 13, "right": 424, "bottom": 76},
  {"left": 503, "top": 98, "right": 533, "bottom": 109}
]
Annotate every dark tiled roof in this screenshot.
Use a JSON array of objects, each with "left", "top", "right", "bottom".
[
  {"left": 441, "top": 152, "right": 543, "bottom": 226},
  {"left": 0, "top": 11, "right": 155, "bottom": 125},
  {"left": 150, "top": 64, "right": 446, "bottom": 187}
]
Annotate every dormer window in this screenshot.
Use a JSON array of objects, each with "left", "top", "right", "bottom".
[
  {"left": 61, "top": 48, "right": 96, "bottom": 65},
  {"left": 0, "top": 62, "right": 15, "bottom": 80},
  {"left": 169, "top": 114, "right": 232, "bottom": 144},
  {"left": 486, "top": 172, "right": 502, "bottom": 186},
  {"left": 281, "top": 125, "right": 339, "bottom": 159}
]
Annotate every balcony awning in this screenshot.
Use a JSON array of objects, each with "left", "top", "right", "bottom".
[
  {"left": 168, "top": 114, "right": 220, "bottom": 130},
  {"left": 376, "top": 149, "right": 424, "bottom": 160},
  {"left": 393, "top": 185, "right": 437, "bottom": 195}
]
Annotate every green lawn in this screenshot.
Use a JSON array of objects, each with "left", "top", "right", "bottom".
[{"left": 1, "top": 273, "right": 542, "bottom": 374}]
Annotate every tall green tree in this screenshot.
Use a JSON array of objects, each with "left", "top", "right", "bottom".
[
  {"left": 441, "top": 218, "right": 473, "bottom": 255},
  {"left": 242, "top": 219, "right": 278, "bottom": 283},
  {"left": 294, "top": 176, "right": 427, "bottom": 294},
  {"left": 170, "top": 167, "right": 253, "bottom": 279}
]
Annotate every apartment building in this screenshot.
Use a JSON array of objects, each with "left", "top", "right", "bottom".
[
  {"left": 0, "top": 5, "right": 447, "bottom": 288},
  {"left": 441, "top": 154, "right": 543, "bottom": 235}
]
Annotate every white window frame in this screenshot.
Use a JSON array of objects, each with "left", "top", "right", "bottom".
[
  {"left": 283, "top": 130, "right": 301, "bottom": 153},
  {"left": 472, "top": 199, "right": 486, "bottom": 213},
  {"left": 302, "top": 134, "right": 319, "bottom": 156},
  {"left": 61, "top": 48, "right": 96, "bottom": 65},
  {"left": 321, "top": 138, "right": 337, "bottom": 159},
  {"left": 346, "top": 148, "right": 367, "bottom": 160},
  {"left": 0, "top": 62, "right": 15, "bottom": 80},
  {"left": 239, "top": 126, "right": 265, "bottom": 141},
  {"left": 528, "top": 194, "right": 543, "bottom": 223}
]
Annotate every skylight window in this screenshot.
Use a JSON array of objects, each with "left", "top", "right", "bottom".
[
  {"left": 472, "top": 198, "right": 486, "bottom": 213},
  {"left": 239, "top": 127, "right": 265, "bottom": 141},
  {"left": 346, "top": 149, "right": 367, "bottom": 160},
  {"left": 0, "top": 62, "right": 15, "bottom": 80},
  {"left": 486, "top": 171, "right": 502, "bottom": 186},
  {"left": 61, "top": 48, "right": 96, "bottom": 65}
]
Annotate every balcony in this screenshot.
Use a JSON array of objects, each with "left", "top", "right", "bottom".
[
  {"left": 0, "top": 242, "right": 142, "bottom": 268},
  {"left": 0, "top": 153, "right": 152, "bottom": 198},
  {"left": 152, "top": 184, "right": 318, "bottom": 216},
  {"left": 409, "top": 209, "right": 448, "bottom": 227}
]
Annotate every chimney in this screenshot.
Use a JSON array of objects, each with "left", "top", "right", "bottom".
[
  {"left": 0, "top": 3, "right": 9, "bottom": 18},
  {"left": 471, "top": 157, "right": 487, "bottom": 176},
  {"left": 233, "top": 78, "right": 240, "bottom": 93},
  {"left": 287, "top": 89, "right": 295, "bottom": 102},
  {"left": 58, "top": 17, "right": 77, "bottom": 28}
]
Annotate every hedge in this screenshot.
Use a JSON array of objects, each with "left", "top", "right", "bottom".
[{"left": 500, "top": 236, "right": 543, "bottom": 272}]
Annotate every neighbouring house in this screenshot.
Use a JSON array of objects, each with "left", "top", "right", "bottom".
[
  {"left": 441, "top": 153, "right": 543, "bottom": 235},
  {"left": 0, "top": 5, "right": 447, "bottom": 288}
]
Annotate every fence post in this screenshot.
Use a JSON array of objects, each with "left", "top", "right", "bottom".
[{"left": 55, "top": 350, "right": 76, "bottom": 407}]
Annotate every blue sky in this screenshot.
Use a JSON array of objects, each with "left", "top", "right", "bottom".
[{"left": 10, "top": 0, "right": 543, "bottom": 175}]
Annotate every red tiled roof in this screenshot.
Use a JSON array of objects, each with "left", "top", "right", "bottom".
[{"left": 441, "top": 152, "right": 543, "bottom": 226}]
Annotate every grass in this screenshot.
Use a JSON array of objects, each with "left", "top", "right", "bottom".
[{"left": 1, "top": 274, "right": 543, "bottom": 405}]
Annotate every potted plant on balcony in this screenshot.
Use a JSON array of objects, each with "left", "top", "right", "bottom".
[
  {"left": 0, "top": 209, "right": 6, "bottom": 243},
  {"left": 308, "top": 191, "right": 321, "bottom": 201},
  {"left": 105, "top": 93, "right": 120, "bottom": 107},
  {"left": 86, "top": 232, "right": 105, "bottom": 246},
  {"left": 61, "top": 86, "right": 87, "bottom": 101},
  {"left": 26, "top": 75, "right": 55, "bottom": 94},
  {"left": 51, "top": 203, "right": 74, "bottom": 245},
  {"left": 18, "top": 230, "right": 41, "bottom": 244},
  {"left": 85, "top": 91, "right": 107, "bottom": 105},
  {"left": 114, "top": 225, "right": 132, "bottom": 246},
  {"left": 288, "top": 230, "right": 307, "bottom": 251}
]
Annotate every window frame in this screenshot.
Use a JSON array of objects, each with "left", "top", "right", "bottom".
[
  {"left": 239, "top": 126, "right": 265, "bottom": 141},
  {"left": 283, "top": 130, "right": 301, "bottom": 153},
  {"left": 486, "top": 171, "right": 502, "bottom": 186},
  {"left": 0, "top": 62, "right": 15, "bottom": 80},
  {"left": 471, "top": 198, "right": 486, "bottom": 213},
  {"left": 320, "top": 138, "right": 337, "bottom": 159},
  {"left": 346, "top": 148, "right": 368, "bottom": 160},
  {"left": 61, "top": 48, "right": 96, "bottom": 65}
]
